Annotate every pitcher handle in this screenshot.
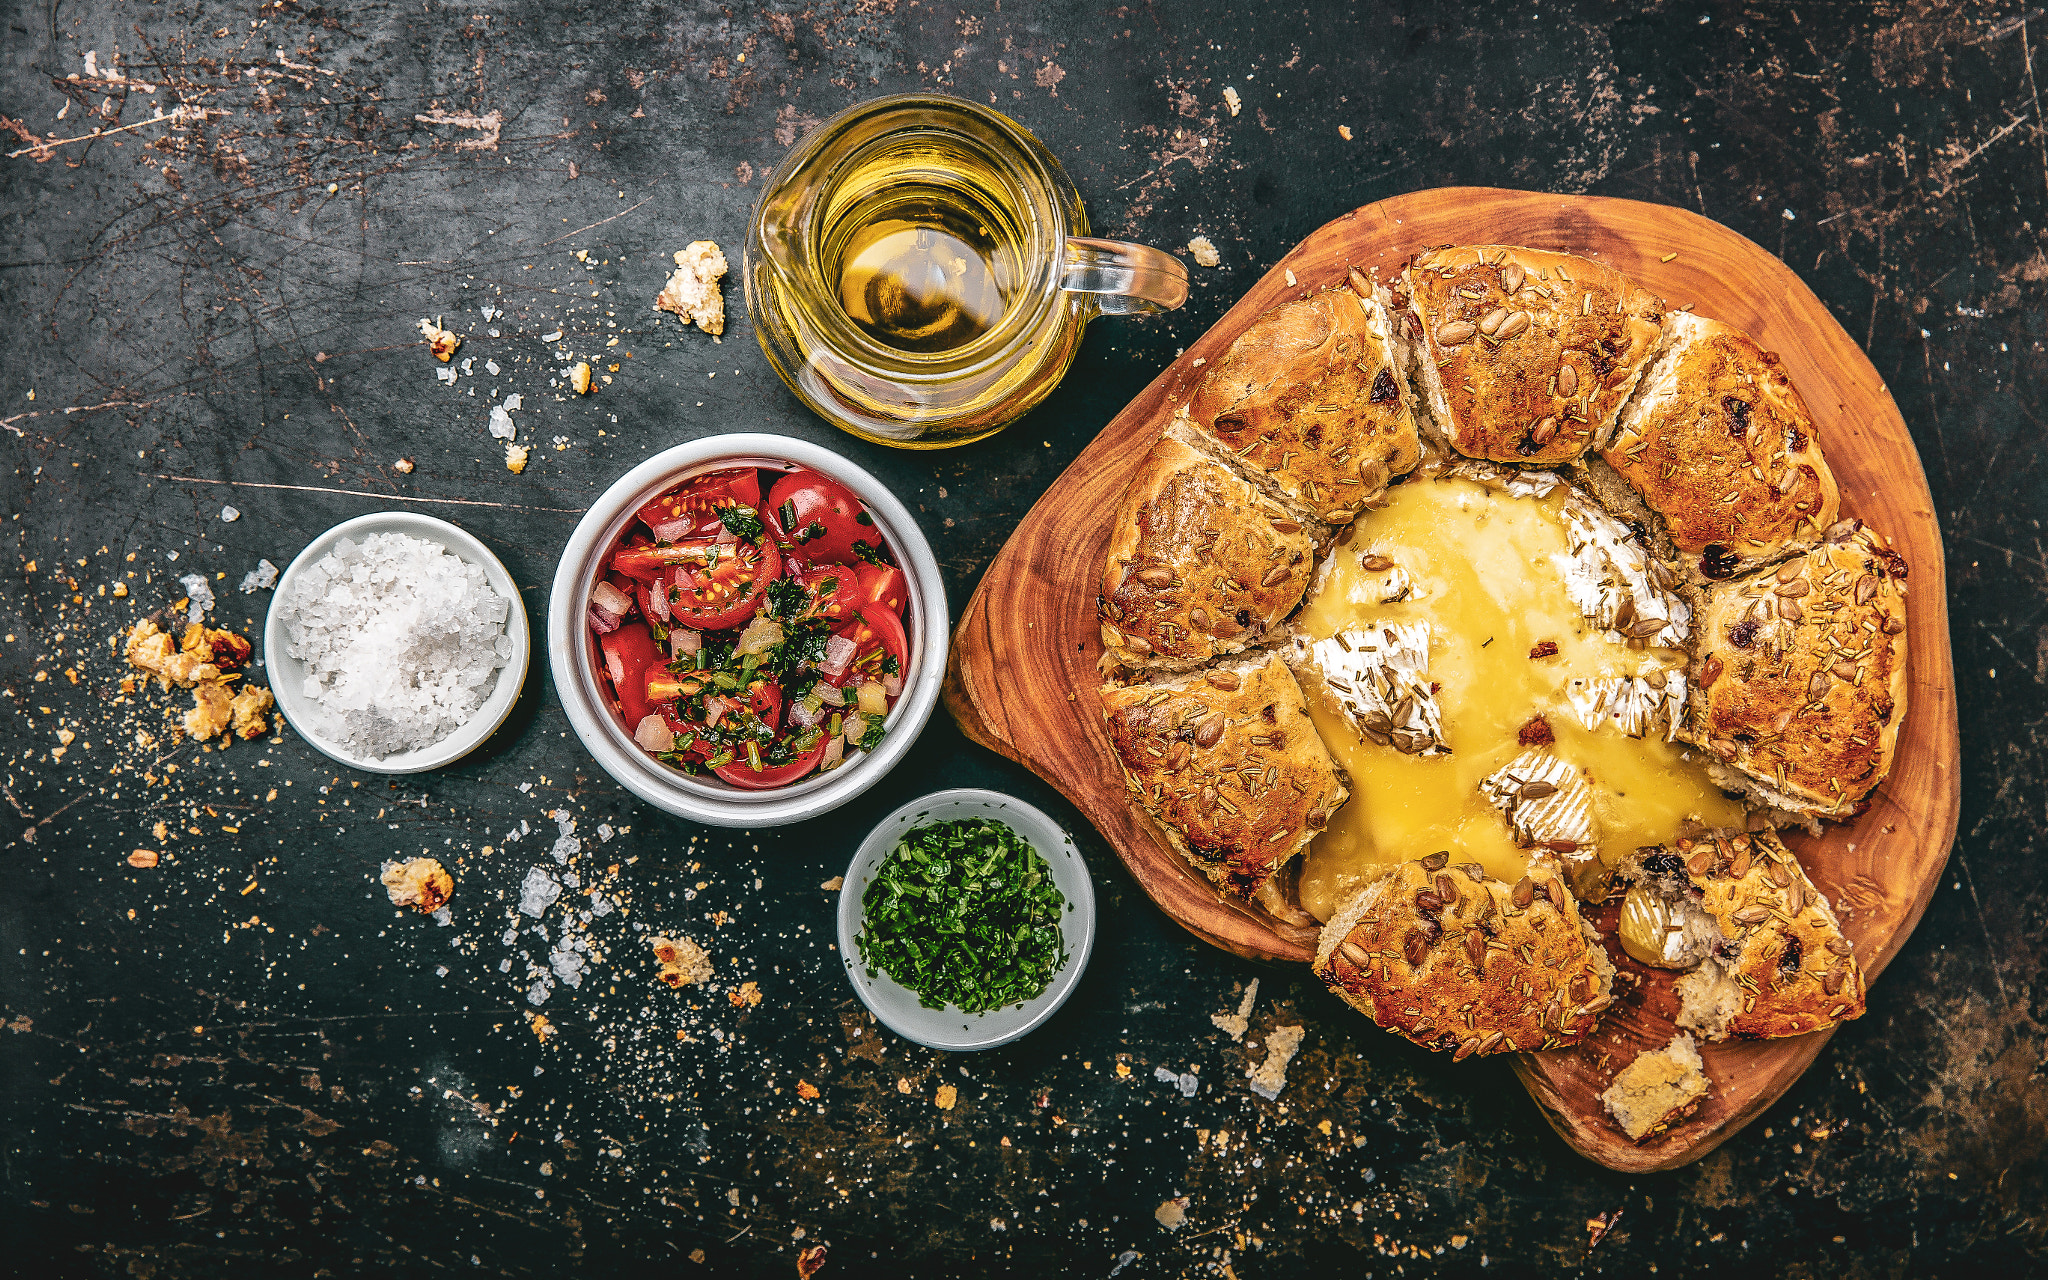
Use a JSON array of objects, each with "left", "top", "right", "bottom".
[{"left": 1061, "top": 237, "right": 1189, "bottom": 316}]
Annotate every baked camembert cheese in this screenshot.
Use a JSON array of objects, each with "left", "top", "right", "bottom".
[{"left": 1096, "top": 247, "right": 1907, "bottom": 1087}]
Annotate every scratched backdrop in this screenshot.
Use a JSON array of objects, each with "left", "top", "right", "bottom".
[{"left": 2, "top": 0, "right": 2043, "bottom": 1276}]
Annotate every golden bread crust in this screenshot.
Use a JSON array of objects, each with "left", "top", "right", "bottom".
[
  {"left": 1099, "top": 653, "right": 1347, "bottom": 899},
  {"left": 1098, "top": 424, "right": 1318, "bottom": 670},
  {"left": 1685, "top": 520, "right": 1909, "bottom": 818},
  {"left": 1624, "top": 830, "right": 1868, "bottom": 1040},
  {"left": 1602, "top": 312, "right": 1841, "bottom": 581},
  {"left": 1402, "top": 246, "right": 1663, "bottom": 465},
  {"left": 1185, "top": 284, "right": 1421, "bottom": 523},
  {"left": 1311, "top": 854, "right": 1615, "bottom": 1056}
]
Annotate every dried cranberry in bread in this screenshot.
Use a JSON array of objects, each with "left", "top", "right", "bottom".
[
  {"left": 1312, "top": 853, "right": 1615, "bottom": 1057},
  {"left": 1401, "top": 246, "right": 1663, "bottom": 465},
  {"left": 1184, "top": 276, "right": 1420, "bottom": 524},
  {"left": 1614, "top": 830, "right": 1867, "bottom": 1041},
  {"left": 1684, "top": 518, "right": 1908, "bottom": 820},
  {"left": 1591, "top": 312, "right": 1842, "bottom": 585},
  {"left": 1099, "top": 651, "right": 1346, "bottom": 900},
  {"left": 1097, "top": 420, "right": 1320, "bottom": 671}
]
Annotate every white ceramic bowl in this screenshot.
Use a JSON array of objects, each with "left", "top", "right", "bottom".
[
  {"left": 837, "top": 789, "right": 1096, "bottom": 1051},
  {"left": 263, "top": 511, "right": 531, "bottom": 775},
  {"left": 549, "top": 434, "right": 949, "bottom": 828}
]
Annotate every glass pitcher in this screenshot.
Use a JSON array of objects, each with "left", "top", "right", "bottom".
[{"left": 744, "top": 94, "right": 1188, "bottom": 449}]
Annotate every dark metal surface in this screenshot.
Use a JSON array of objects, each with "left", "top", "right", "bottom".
[{"left": 2, "top": 1, "right": 2042, "bottom": 1275}]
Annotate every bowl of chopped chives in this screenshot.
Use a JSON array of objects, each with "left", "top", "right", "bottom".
[{"left": 838, "top": 788, "right": 1095, "bottom": 1051}]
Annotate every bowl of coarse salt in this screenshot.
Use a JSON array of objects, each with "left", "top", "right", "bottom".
[{"left": 264, "top": 512, "right": 531, "bottom": 774}]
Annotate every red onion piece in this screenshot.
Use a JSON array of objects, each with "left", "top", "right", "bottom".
[
  {"left": 587, "top": 605, "right": 622, "bottom": 635},
  {"left": 649, "top": 517, "right": 692, "bottom": 543},
  {"left": 819, "top": 634, "right": 857, "bottom": 681},
  {"left": 591, "top": 579, "right": 633, "bottom": 619},
  {"left": 634, "top": 715, "right": 675, "bottom": 752}
]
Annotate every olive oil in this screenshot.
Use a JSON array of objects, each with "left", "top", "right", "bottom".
[
  {"left": 746, "top": 94, "right": 1187, "bottom": 446},
  {"left": 820, "top": 152, "right": 1027, "bottom": 353}
]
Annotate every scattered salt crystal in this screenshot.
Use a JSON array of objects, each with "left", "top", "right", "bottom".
[
  {"left": 178, "top": 573, "right": 215, "bottom": 626},
  {"left": 518, "top": 783, "right": 533, "bottom": 794},
  {"left": 240, "top": 559, "right": 279, "bottom": 594},
  {"left": 274, "top": 530, "right": 512, "bottom": 759},
  {"left": 220, "top": 505, "right": 241, "bottom": 522},
  {"left": 596, "top": 823, "right": 613, "bottom": 843},
  {"left": 518, "top": 866, "right": 561, "bottom": 918},
  {"left": 551, "top": 834, "right": 580, "bottom": 864},
  {"left": 487, "top": 328, "right": 501, "bottom": 338},
  {"left": 166, "top": 550, "right": 178, "bottom": 560},
  {"left": 485, "top": 360, "right": 501, "bottom": 376},
  {"left": 460, "top": 357, "right": 474, "bottom": 374},
  {"left": 488, "top": 406, "right": 516, "bottom": 439},
  {"left": 504, "top": 393, "right": 522, "bottom": 411},
  {"left": 590, "top": 893, "right": 613, "bottom": 917},
  {"left": 499, "top": 958, "right": 512, "bottom": 972},
  {"left": 437, "top": 367, "right": 458, "bottom": 385},
  {"left": 436, "top": 965, "right": 450, "bottom": 977},
  {"left": 542, "top": 330, "right": 563, "bottom": 343},
  {"left": 500, "top": 928, "right": 518, "bottom": 945},
  {"left": 526, "top": 978, "right": 552, "bottom": 1006},
  {"left": 432, "top": 907, "right": 452, "bottom": 927},
  {"left": 550, "top": 945, "right": 586, "bottom": 988},
  {"left": 1154, "top": 1066, "right": 1199, "bottom": 1097}
]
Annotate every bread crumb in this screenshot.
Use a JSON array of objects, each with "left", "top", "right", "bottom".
[
  {"left": 381, "top": 857, "right": 454, "bottom": 913},
  {"left": 650, "top": 934, "right": 713, "bottom": 987},
  {"left": 1247, "top": 1024, "right": 1305, "bottom": 1100},
  {"left": 819, "top": 876, "right": 844, "bottom": 891},
  {"left": 228, "top": 683, "right": 274, "bottom": 740},
  {"left": 654, "top": 241, "right": 729, "bottom": 335},
  {"left": 417, "top": 316, "right": 460, "bottom": 361},
  {"left": 1284, "top": 269, "right": 1297, "bottom": 287},
  {"left": 688, "top": 1248, "right": 706, "bottom": 1264},
  {"left": 1600, "top": 1033, "right": 1709, "bottom": 1141},
  {"left": 796, "top": 1079, "right": 820, "bottom": 1100},
  {"left": 1210, "top": 978, "right": 1259, "bottom": 1040},
  {"left": 529, "top": 1012, "right": 556, "bottom": 1041},
  {"left": 1222, "top": 86, "right": 1241, "bottom": 116},
  {"left": 729, "top": 980, "right": 763, "bottom": 1007},
  {"left": 128, "top": 849, "right": 159, "bottom": 868},
  {"left": 1338, "top": 124, "right": 1354, "bottom": 141},
  {"left": 394, "top": 457, "right": 416, "bottom": 474},
  {"left": 505, "top": 443, "right": 530, "bottom": 474},
  {"left": 934, "top": 1083, "right": 957, "bottom": 1110},
  {"left": 1188, "top": 235, "right": 1221, "bottom": 268},
  {"left": 570, "top": 362, "right": 593, "bottom": 395},
  {"left": 183, "top": 680, "right": 233, "bottom": 740},
  {"left": 796, "top": 1245, "right": 828, "bottom": 1279},
  {"left": 1155, "top": 1196, "right": 1189, "bottom": 1230}
]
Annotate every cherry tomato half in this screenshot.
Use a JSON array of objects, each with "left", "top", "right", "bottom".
[
  {"left": 599, "top": 625, "right": 663, "bottom": 727},
  {"left": 832, "top": 604, "right": 909, "bottom": 687},
  {"left": 796, "top": 565, "right": 860, "bottom": 623},
  {"left": 637, "top": 468, "right": 762, "bottom": 540},
  {"left": 712, "top": 734, "right": 827, "bottom": 789},
  {"left": 745, "top": 680, "right": 784, "bottom": 735},
  {"left": 853, "top": 562, "right": 907, "bottom": 615},
  {"left": 615, "top": 538, "right": 782, "bottom": 630},
  {"left": 766, "top": 470, "right": 872, "bottom": 565}
]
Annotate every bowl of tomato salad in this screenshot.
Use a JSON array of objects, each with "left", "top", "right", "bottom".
[{"left": 549, "top": 434, "right": 947, "bottom": 827}]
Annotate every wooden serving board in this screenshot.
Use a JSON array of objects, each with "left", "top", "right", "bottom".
[{"left": 942, "top": 187, "right": 1960, "bottom": 1173}]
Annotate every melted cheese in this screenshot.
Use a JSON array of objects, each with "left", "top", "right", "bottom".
[{"left": 1294, "top": 475, "right": 1745, "bottom": 922}]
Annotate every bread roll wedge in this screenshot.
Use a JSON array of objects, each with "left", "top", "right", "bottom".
[
  {"left": 1586, "top": 312, "right": 1842, "bottom": 585},
  {"left": 1099, "top": 651, "right": 1347, "bottom": 900},
  {"left": 1098, "top": 420, "right": 1321, "bottom": 672},
  {"left": 1684, "top": 518, "right": 1909, "bottom": 820},
  {"left": 1313, "top": 853, "right": 1615, "bottom": 1056},
  {"left": 1600, "top": 1033, "right": 1710, "bottom": 1142},
  {"left": 1613, "top": 830, "right": 1867, "bottom": 1041},
  {"left": 1184, "top": 276, "right": 1420, "bottom": 524},
  {"left": 1401, "top": 246, "right": 1663, "bottom": 465}
]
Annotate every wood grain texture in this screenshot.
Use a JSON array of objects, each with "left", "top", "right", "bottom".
[{"left": 943, "top": 188, "right": 1961, "bottom": 1172}]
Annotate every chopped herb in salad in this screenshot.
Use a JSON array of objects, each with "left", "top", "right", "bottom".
[{"left": 855, "top": 819, "right": 1068, "bottom": 1013}]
